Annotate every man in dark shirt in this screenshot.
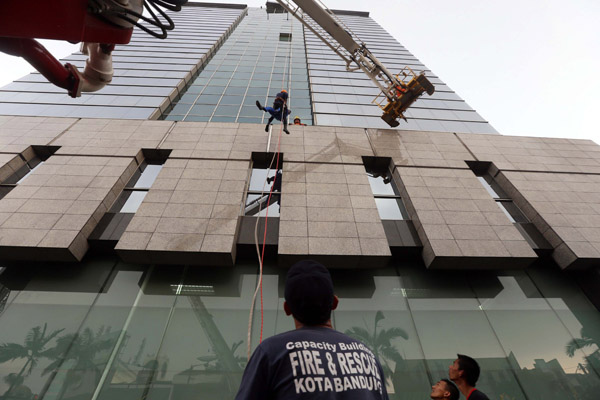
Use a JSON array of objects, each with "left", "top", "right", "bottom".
[
  {"left": 235, "top": 260, "right": 389, "bottom": 400},
  {"left": 430, "top": 379, "right": 459, "bottom": 400},
  {"left": 448, "top": 354, "right": 490, "bottom": 400},
  {"left": 256, "top": 90, "right": 291, "bottom": 134}
]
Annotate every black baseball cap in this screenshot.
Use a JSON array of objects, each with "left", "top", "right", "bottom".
[{"left": 284, "top": 260, "right": 335, "bottom": 325}]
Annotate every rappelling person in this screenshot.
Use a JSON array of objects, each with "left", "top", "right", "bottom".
[
  {"left": 256, "top": 89, "right": 291, "bottom": 134},
  {"left": 292, "top": 116, "right": 307, "bottom": 126},
  {"left": 266, "top": 169, "right": 283, "bottom": 209}
]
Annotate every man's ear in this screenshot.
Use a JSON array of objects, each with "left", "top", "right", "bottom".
[
  {"left": 284, "top": 301, "right": 292, "bottom": 316},
  {"left": 332, "top": 295, "right": 339, "bottom": 310},
  {"left": 443, "top": 390, "right": 451, "bottom": 399}
]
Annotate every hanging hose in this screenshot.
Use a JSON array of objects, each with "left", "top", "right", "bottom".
[
  {"left": 89, "top": 0, "right": 188, "bottom": 39},
  {"left": 0, "top": 38, "right": 113, "bottom": 98}
]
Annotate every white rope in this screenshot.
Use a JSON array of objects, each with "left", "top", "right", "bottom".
[{"left": 246, "top": 12, "right": 295, "bottom": 359}]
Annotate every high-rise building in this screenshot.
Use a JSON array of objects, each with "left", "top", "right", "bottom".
[{"left": 0, "top": 3, "right": 599, "bottom": 400}]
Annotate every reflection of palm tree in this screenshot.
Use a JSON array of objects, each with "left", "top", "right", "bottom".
[
  {"left": 41, "top": 327, "right": 114, "bottom": 398},
  {"left": 197, "top": 340, "right": 247, "bottom": 371},
  {"left": 0, "top": 323, "right": 64, "bottom": 398},
  {"left": 566, "top": 327, "right": 600, "bottom": 372},
  {"left": 344, "top": 311, "right": 408, "bottom": 378}
]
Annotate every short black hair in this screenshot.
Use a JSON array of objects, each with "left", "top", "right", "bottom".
[
  {"left": 441, "top": 379, "right": 459, "bottom": 400},
  {"left": 457, "top": 354, "right": 480, "bottom": 387},
  {"left": 284, "top": 260, "right": 334, "bottom": 325}
]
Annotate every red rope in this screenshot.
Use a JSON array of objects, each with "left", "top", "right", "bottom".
[{"left": 259, "top": 109, "right": 284, "bottom": 343}]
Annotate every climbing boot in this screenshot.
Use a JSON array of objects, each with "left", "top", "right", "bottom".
[{"left": 256, "top": 100, "right": 264, "bottom": 111}]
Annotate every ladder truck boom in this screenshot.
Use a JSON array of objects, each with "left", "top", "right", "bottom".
[{"left": 273, "top": 0, "right": 435, "bottom": 127}]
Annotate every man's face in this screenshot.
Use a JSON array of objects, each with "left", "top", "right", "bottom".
[
  {"left": 430, "top": 380, "right": 449, "bottom": 399},
  {"left": 448, "top": 359, "right": 461, "bottom": 381}
]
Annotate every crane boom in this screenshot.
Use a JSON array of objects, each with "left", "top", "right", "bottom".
[{"left": 273, "top": 0, "right": 435, "bottom": 127}]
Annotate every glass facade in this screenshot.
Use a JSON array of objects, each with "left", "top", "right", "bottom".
[
  {"left": 0, "top": 258, "right": 599, "bottom": 400},
  {"left": 165, "top": 9, "right": 312, "bottom": 125},
  {"left": 0, "top": 6, "right": 245, "bottom": 119},
  {"left": 305, "top": 13, "right": 497, "bottom": 133}
]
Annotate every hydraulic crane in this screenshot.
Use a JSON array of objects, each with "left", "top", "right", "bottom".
[
  {"left": 0, "top": 0, "right": 187, "bottom": 98},
  {"left": 272, "top": 0, "right": 435, "bottom": 127}
]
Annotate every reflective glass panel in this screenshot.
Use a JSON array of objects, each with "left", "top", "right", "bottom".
[
  {"left": 375, "top": 198, "right": 408, "bottom": 220},
  {"left": 119, "top": 191, "right": 148, "bottom": 213},
  {"left": 134, "top": 165, "right": 163, "bottom": 189}
]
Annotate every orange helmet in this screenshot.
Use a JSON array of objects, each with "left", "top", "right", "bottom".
[{"left": 281, "top": 89, "right": 287, "bottom": 93}]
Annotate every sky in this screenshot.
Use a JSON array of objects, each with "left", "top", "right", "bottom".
[{"left": 0, "top": 0, "right": 598, "bottom": 143}]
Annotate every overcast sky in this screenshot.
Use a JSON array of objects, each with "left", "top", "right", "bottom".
[{"left": 1, "top": 0, "right": 598, "bottom": 142}]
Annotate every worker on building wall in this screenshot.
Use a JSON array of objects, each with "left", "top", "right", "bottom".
[
  {"left": 256, "top": 90, "right": 291, "bottom": 134},
  {"left": 235, "top": 260, "right": 390, "bottom": 400},
  {"left": 293, "top": 116, "right": 307, "bottom": 126},
  {"left": 266, "top": 170, "right": 282, "bottom": 209}
]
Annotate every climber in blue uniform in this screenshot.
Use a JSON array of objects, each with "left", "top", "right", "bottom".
[{"left": 256, "top": 89, "right": 291, "bottom": 134}]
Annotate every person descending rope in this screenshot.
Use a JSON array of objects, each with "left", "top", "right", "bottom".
[
  {"left": 292, "top": 116, "right": 307, "bottom": 126},
  {"left": 256, "top": 89, "right": 291, "bottom": 134}
]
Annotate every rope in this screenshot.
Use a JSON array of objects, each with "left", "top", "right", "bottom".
[{"left": 246, "top": 13, "right": 294, "bottom": 359}]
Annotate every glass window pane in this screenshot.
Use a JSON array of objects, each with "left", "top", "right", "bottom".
[
  {"left": 0, "top": 259, "right": 123, "bottom": 399},
  {"left": 245, "top": 194, "right": 280, "bottom": 217},
  {"left": 134, "top": 164, "right": 163, "bottom": 189},
  {"left": 120, "top": 191, "right": 148, "bottom": 213},
  {"left": 497, "top": 201, "right": 528, "bottom": 223},
  {"left": 333, "top": 269, "right": 430, "bottom": 398},
  {"left": 94, "top": 266, "right": 185, "bottom": 400},
  {"left": 472, "top": 272, "right": 600, "bottom": 399},
  {"left": 405, "top": 270, "right": 528, "bottom": 400},
  {"left": 367, "top": 174, "right": 395, "bottom": 196},
  {"left": 375, "top": 198, "right": 408, "bottom": 220},
  {"left": 477, "top": 176, "right": 508, "bottom": 199}
]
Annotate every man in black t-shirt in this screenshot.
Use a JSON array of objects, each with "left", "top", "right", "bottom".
[
  {"left": 235, "top": 260, "right": 389, "bottom": 400},
  {"left": 448, "top": 354, "right": 490, "bottom": 400}
]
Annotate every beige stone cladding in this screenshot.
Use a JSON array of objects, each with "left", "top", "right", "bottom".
[
  {"left": 50, "top": 119, "right": 174, "bottom": 156},
  {"left": 0, "top": 153, "right": 26, "bottom": 183},
  {"left": 0, "top": 116, "right": 77, "bottom": 153},
  {"left": 367, "top": 128, "right": 475, "bottom": 168},
  {"left": 278, "top": 126, "right": 390, "bottom": 267},
  {"left": 116, "top": 157, "right": 247, "bottom": 265},
  {"left": 457, "top": 134, "right": 600, "bottom": 173},
  {"left": 459, "top": 133, "right": 600, "bottom": 269},
  {"left": 394, "top": 166, "right": 537, "bottom": 269},
  {"left": 497, "top": 171, "right": 600, "bottom": 269},
  {"left": 115, "top": 122, "right": 257, "bottom": 265},
  {"left": 366, "top": 128, "right": 537, "bottom": 269},
  {"left": 159, "top": 122, "right": 268, "bottom": 159},
  {"left": 0, "top": 154, "right": 137, "bottom": 261}
]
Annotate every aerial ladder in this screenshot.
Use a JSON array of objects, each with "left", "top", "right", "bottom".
[
  {"left": 0, "top": 0, "right": 187, "bottom": 98},
  {"left": 272, "top": 0, "right": 435, "bottom": 127}
]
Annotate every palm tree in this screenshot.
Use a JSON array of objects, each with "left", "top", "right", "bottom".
[
  {"left": 565, "top": 327, "right": 600, "bottom": 373},
  {"left": 0, "top": 323, "right": 64, "bottom": 398},
  {"left": 41, "top": 326, "right": 114, "bottom": 399},
  {"left": 344, "top": 311, "right": 408, "bottom": 379}
]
